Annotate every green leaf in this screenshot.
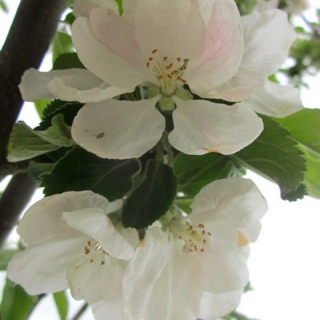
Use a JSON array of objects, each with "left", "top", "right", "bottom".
[
  {"left": 303, "top": 150, "right": 320, "bottom": 198},
  {"left": 8, "top": 122, "right": 60, "bottom": 162},
  {"left": 173, "top": 153, "right": 238, "bottom": 197},
  {"left": 39, "top": 101, "right": 83, "bottom": 129},
  {"left": 53, "top": 52, "right": 85, "bottom": 70},
  {"left": 41, "top": 146, "right": 140, "bottom": 201},
  {"left": 281, "top": 183, "right": 307, "bottom": 201},
  {"left": 8, "top": 115, "right": 74, "bottom": 162},
  {"left": 275, "top": 109, "right": 320, "bottom": 198},
  {"left": 232, "top": 115, "right": 306, "bottom": 200},
  {"left": 0, "top": 249, "right": 18, "bottom": 271},
  {"left": 52, "top": 32, "right": 74, "bottom": 63},
  {"left": 1, "top": 278, "right": 41, "bottom": 320},
  {"left": 276, "top": 109, "right": 320, "bottom": 160},
  {"left": 122, "top": 160, "right": 177, "bottom": 229},
  {"left": 0, "top": 0, "right": 8, "bottom": 12},
  {"left": 114, "top": 0, "right": 123, "bottom": 15},
  {"left": 34, "top": 99, "right": 49, "bottom": 118},
  {"left": 53, "top": 291, "right": 68, "bottom": 320}
]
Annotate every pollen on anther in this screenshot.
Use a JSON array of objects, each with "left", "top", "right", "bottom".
[
  {"left": 166, "top": 63, "right": 173, "bottom": 70},
  {"left": 167, "top": 74, "right": 172, "bottom": 79},
  {"left": 200, "top": 249, "right": 204, "bottom": 252},
  {"left": 146, "top": 62, "right": 150, "bottom": 68},
  {"left": 199, "top": 224, "right": 204, "bottom": 229},
  {"left": 177, "top": 57, "right": 181, "bottom": 62},
  {"left": 101, "top": 261, "right": 105, "bottom": 266},
  {"left": 152, "top": 49, "right": 158, "bottom": 54},
  {"left": 163, "top": 56, "right": 168, "bottom": 62},
  {"left": 90, "top": 259, "right": 93, "bottom": 263},
  {"left": 88, "top": 241, "right": 91, "bottom": 246},
  {"left": 148, "top": 57, "right": 153, "bottom": 61},
  {"left": 178, "top": 77, "right": 186, "bottom": 84},
  {"left": 207, "top": 232, "right": 212, "bottom": 236},
  {"left": 84, "top": 247, "right": 90, "bottom": 255}
]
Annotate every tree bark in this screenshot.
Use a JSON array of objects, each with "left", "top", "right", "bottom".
[{"left": 0, "top": 0, "right": 66, "bottom": 248}]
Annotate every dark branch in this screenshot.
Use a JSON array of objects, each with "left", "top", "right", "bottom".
[
  {"left": 0, "top": 0, "right": 67, "bottom": 247},
  {"left": 0, "top": 0, "right": 67, "bottom": 168},
  {"left": 0, "top": 173, "right": 36, "bottom": 247}
]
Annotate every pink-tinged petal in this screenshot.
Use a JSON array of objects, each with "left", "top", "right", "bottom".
[
  {"left": 190, "top": 178, "right": 267, "bottom": 228},
  {"left": 17, "top": 191, "right": 110, "bottom": 244},
  {"left": 89, "top": 8, "right": 150, "bottom": 78},
  {"left": 63, "top": 209, "right": 135, "bottom": 260},
  {"left": 73, "top": 0, "right": 99, "bottom": 18},
  {"left": 215, "top": 9, "right": 295, "bottom": 101},
  {"left": 123, "top": 228, "right": 170, "bottom": 320},
  {"left": 7, "top": 236, "right": 86, "bottom": 295},
  {"left": 169, "top": 98, "right": 263, "bottom": 155},
  {"left": 198, "top": 290, "right": 243, "bottom": 319},
  {"left": 71, "top": 96, "right": 165, "bottom": 159},
  {"left": 72, "top": 17, "right": 148, "bottom": 88},
  {"left": 244, "top": 80, "right": 304, "bottom": 117},
  {"left": 186, "top": 0, "right": 243, "bottom": 93},
  {"left": 135, "top": 0, "right": 206, "bottom": 61}
]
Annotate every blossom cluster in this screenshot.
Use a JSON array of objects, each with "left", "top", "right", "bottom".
[
  {"left": 7, "top": 0, "right": 304, "bottom": 319},
  {"left": 8, "top": 178, "right": 267, "bottom": 319}
]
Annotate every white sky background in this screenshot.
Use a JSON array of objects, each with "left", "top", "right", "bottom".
[{"left": 1, "top": 1, "right": 320, "bottom": 319}]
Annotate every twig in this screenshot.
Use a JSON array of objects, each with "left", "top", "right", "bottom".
[
  {"left": 0, "top": 173, "right": 36, "bottom": 248},
  {"left": 70, "top": 302, "right": 89, "bottom": 320},
  {"left": 0, "top": 0, "right": 67, "bottom": 246}
]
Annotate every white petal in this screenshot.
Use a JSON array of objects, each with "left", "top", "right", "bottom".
[
  {"left": 186, "top": 0, "right": 243, "bottom": 93},
  {"left": 63, "top": 208, "right": 135, "bottom": 260},
  {"left": 211, "top": 9, "right": 296, "bottom": 101},
  {"left": 72, "top": 16, "right": 148, "bottom": 88},
  {"left": 135, "top": 0, "right": 206, "bottom": 60},
  {"left": 241, "top": 9, "right": 295, "bottom": 72},
  {"left": 198, "top": 290, "right": 243, "bottom": 319},
  {"left": 7, "top": 236, "right": 86, "bottom": 295},
  {"left": 123, "top": 228, "right": 170, "bottom": 320},
  {"left": 71, "top": 96, "right": 165, "bottom": 159},
  {"left": 190, "top": 178, "right": 267, "bottom": 228},
  {"left": 19, "top": 68, "right": 125, "bottom": 103},
  {"left": 169, "top": 97, "right": 263, "bottom": 155},
  {"left": 46, "top": 76, "right": 129, "bottom": 103},
  {"left": 201, "top": 245, "right": 250, "bottom": 293},
  {"left": 17, "top": 191, "right": 110, "bottom": 244},
  {"left": 244, "top": 80, "right": 304, "bottom": 117},
  {"left": 67, "top": 257, "right": 115, "bottom": 303}
]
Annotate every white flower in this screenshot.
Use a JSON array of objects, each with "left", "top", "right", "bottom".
[
  {"left": 19, "top": 0, "right": 301, "bottom": 160},
  {"left": 256, "top": 0, "right": 310, "bottom": 15},
  {"left": 113, "top": 177, "right": 267, "bottom": 320},
  {"left": 7, "top": 191, "right": 139, "bottom": 307}
]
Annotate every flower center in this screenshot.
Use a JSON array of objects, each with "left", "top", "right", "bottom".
[
  {"left": 146, "top": 49, "right": 188, "bottom": 96},
  {"left": 169, "top": 219, "right": 211, "bottom": 253},
  {"left": 83, "top": 239, "right": 109, "bottom": 266}
]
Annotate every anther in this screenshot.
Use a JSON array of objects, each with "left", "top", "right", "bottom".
[{"left": 152, "top": 49, "right": 158, "bottom": 54}]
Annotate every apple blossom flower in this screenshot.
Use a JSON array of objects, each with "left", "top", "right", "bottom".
[
  {"left": 255, "top": 0, "right": 310, "bottom": 15},
  {"left": 19, "top": 0, "right": 301, "bottom": 160},
  {"left": 96, "top": 177, "right": 266, "bottom": 320},
  {"left": 7, "top": 191, "right": 139, "bottom": 308}
]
